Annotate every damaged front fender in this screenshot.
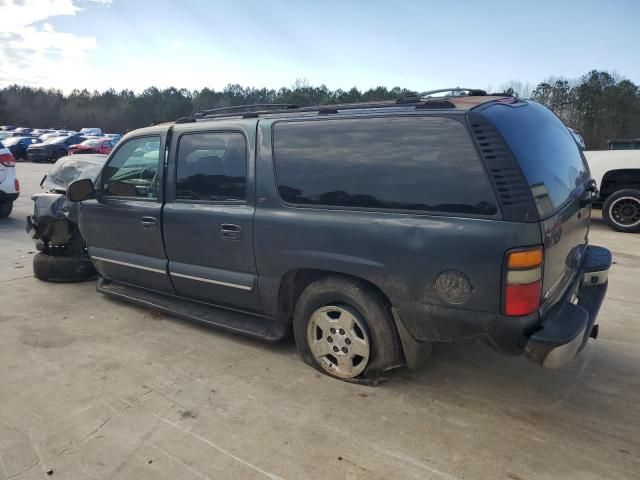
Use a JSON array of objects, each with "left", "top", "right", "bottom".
[
  {"left": 31, "top": 193, "right": 68, "bottom": 221},
  {"left": 27, "top": 193, "right": 82, "bottom": 251}
]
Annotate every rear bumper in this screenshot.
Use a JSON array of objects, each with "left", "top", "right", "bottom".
[
  {"left": 0, "top": 191, "right": 19, "bottom": 202},
  {"left": 524, "top": 245, "right": 611, "bottom": 368}
]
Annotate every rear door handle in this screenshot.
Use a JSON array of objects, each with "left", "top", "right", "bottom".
[
  {"left": 221, "top": 223, "right": 242, "bottom": 240},
  {"left": 141, "top": 216, "right": 158, "bottom": 230}
]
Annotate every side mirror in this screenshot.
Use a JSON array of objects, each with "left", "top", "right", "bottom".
[{"left": 67, "top": 178, "right": 95, "bottom": 202}]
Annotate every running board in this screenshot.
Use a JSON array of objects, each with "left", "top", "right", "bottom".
[{"left": 97, "top": 278, "right": 289, "bottom": 342}]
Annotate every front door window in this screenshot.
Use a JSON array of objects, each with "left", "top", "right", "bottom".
[{"left": 101, "top": 136, "right": 161, "bottom": 199}]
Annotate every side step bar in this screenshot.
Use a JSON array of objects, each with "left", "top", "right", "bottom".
[{"left": 97, "top": 278, "right": 289, "bottom": 342}]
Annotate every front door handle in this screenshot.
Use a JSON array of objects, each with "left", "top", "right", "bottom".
[
  {"left": 221, "top": 223, "right": 242, "bottom": 240},
  {"left": 141, "top": 216, "right": 158, "bottom": 230}
]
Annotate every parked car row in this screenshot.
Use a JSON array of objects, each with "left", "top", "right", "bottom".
[
  {"left": 0, "top": 126, "right": 120, "bottom": 163},
  {"left": 0, "top": 125, "right": 122, "bottom": 154}
]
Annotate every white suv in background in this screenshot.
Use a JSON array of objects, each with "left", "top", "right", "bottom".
[{"left": 0, "top": 140, "right": 19, "bottom": 217}]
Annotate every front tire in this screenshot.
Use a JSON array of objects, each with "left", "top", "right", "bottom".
[
  {"left": 602, "top": 189, "right": 640, "bottom": 233},
  {"left": 0, "top": 201, "right": 13, "bottom": 218},
  {"left": 33, "top": 252, "right": 97, "bottom": 282},
  {"left": 293, "top": 276, "right": 401, "bottom": 381}
]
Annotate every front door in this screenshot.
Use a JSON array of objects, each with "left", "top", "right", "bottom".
[
  {"left": 79, "top": 134, "right": 173, "bottom": 293},
  {"left": 162, "top": 128, "right": 261, "bottom": 311}
]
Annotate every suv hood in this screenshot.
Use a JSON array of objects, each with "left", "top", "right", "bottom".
[{"left": 41, "top": 154, "right": 107, "bottom": 192}]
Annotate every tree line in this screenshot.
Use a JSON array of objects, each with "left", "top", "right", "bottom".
[
  {"left": 530, "top": 71, "right": 640, "bottom": 149},
  {"left": 1, "top": 70, "right": 638, "bottom": 149}
]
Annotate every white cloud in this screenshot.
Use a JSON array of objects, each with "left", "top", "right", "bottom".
[
  {"left": 164, "top": 40, "right": 187, "bottom": 54},
  {"left": 0, "top": 0, "right": 102, "bottom": 89}
]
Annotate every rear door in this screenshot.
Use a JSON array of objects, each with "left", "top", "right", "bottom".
[
  {"left": 162, "top": 123, "right": 261, "bottom": 311},
  {"left": 481, "top": 101, "right": 591, "bottom": 310},
  {"left": 79, "top": 133, "right": 173, "bottom": 293}
]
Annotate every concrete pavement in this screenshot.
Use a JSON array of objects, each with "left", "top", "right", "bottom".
[{"left": 0, "top": 162, "right": 638, "bottom": 479}]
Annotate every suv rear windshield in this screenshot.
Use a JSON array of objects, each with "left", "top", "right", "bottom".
[
  {"left": 273, "top": 116, "right": 498, "bottom": 216},
  {"left": 482, "top": 101, "right": 589, "bottom": 218}
]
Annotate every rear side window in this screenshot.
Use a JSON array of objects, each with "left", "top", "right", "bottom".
[
  {"left": 273, "top": 116, "right": 497, "bottom": 215},
  {"left": 176, "top": 132, "right": 247, "bottom": 202},
  {"left": 482, "top": 101, "right": 589, "bottom": 217}
]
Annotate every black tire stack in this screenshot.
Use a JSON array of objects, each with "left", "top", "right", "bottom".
[{"left": 33, "top": 252, "right": 97, "bottom": 282}]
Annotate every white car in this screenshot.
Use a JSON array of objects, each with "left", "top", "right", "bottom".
[
  {"left": 79, "top": 127, "right": 102, "bottom": 137},
  {"left": 0, "top": 140, "right": 19, "bottom": 217},
  {"left": 584, "top": 149, "right": 640, "bottom": 232}
]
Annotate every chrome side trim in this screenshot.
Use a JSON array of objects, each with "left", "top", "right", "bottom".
[
  {"left": 91, "top": 256, "right": 166, "bottom": 274},
  {"left": 171, "top": 272, "right": 252, "bottom": 291}
]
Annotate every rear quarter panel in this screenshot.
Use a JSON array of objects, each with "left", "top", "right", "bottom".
[{"left": 254, "top": 119, "right": 541, "bottom": 342}]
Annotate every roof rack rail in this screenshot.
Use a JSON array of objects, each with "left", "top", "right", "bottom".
[
  {"left": 417, "top": 87, "right": 487, "bottom": 97},
  {"left": 175, "top": 96, "right": 466, "bottom": 124},
  {"left": 176, "top": 103, "right": 300, "bottom": 124},
  {"left": 199, "top": 103, "right": 299, "bottom": 116},
  {"left": 177, "top": 101, "right": 405, "bottom": 122}
]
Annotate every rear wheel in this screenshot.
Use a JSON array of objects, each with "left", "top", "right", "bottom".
[
  {"left": 602, "top": 189, "right": 640, "bottom": 233},
  {"left": 33, "top": 252, "right": 97, "bottom": 282},
  {"left": 0, "top": 201, "right": 13, "bottom": 218},
  {"left": 293, "top": 276, "right": 401, "bottom": 381}
]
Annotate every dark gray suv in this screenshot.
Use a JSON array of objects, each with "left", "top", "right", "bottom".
[{"left": 68, "top": 91, "right": 612, "bottom": 382}]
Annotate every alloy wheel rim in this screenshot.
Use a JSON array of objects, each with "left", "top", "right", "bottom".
[
  {"left": 306, "top": 305, "right": 370, "bottom": 378},
  {"left": 609, "top": 197, "right": 640, "bottom": 227}
]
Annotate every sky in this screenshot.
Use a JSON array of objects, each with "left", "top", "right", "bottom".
[{"left": 1, "top": 0, "right": 639, "bottom": 94}]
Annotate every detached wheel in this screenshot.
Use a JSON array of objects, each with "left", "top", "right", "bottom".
[
  {"left": 293, "top": 276, "right": 401, "bottom": 382},
  {"left": 33, "top": 252, "right": 97, "bottom": 282},
  {"left": 603, "top": 189, "right": 640, "bottom": 233},
  {"left": 0, "top": 201, "right": 13, "bottom": 218}
]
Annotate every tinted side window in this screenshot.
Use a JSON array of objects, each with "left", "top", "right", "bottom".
[
  {"left": 101, "top": 136, "right": 161, "bottom": 199},
  {"left": 482, "top": 101, "right": 589, "bottom": 217},
  {"left": 176, "top": 132, "right": 246, "bottom": 202},
  {"left": 273, "top": 117, "right": 497, "bottom": 215}
]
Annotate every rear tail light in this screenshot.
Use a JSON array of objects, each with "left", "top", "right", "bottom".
[
  {"left": 0, "top": 152, "right": 15, "bottom": 167},
  {"left": 14, "top": 179, "right": 20, "bottom": 192},
  {"left": 503, "top": 246, "right": 543, "bottom": 316}
]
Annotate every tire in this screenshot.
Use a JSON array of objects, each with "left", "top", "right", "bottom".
[
  {"left": 33, "top": 252, "right": 97, "bottom": 283},
  {"left": 602, "top": 189, "right": 640, "bottom": 233},
  {"left": 0, "top": 201, "right": 12, "bottom": 218},
  {"left": 293, "top": 275, "right": 401, "bottom": 382}
]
